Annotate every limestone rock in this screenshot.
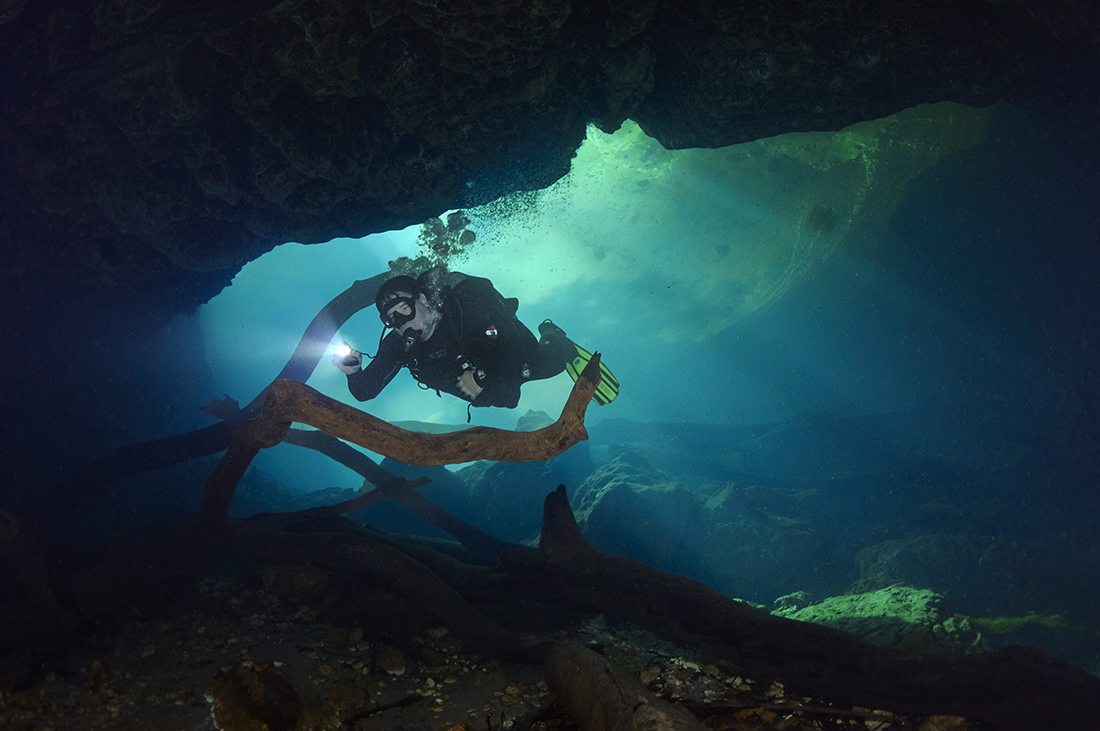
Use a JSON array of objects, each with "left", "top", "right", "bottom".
[
  {"left": 571, "top": 450, "right": 708, "bottom": 574},
  {"left": 772, "top": 591, "right": 813, "bottom": 617},
  {"left": 2, "top": 0, "right": 1095, "bottom": 305},
  {"left": 205, "top": 663, "right": 338, "bottom": 731},
  {"left": 783, "top": 585, "right": 984, "bottom": 655},
  {"left": 516, "top": 409, "right": 554, "bottom": 432}
]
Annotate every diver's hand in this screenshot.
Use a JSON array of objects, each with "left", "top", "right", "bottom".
[
  {"left": 332, "top": 348, "right": 362, "bottom": 374},
  {"left": 457, "top": 370, "right": 483, "bottom": 400}
]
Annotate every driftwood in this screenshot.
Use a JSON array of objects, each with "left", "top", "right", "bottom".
[
  {"left": 503, "top": 486, "right": 1100, "bottom": 731},
  {"left": 40, "top": 421, "right": 238, "bottom": 517},
  {"left": 0, "top": 355, "right": 599, "bottom": 652},
  {"left": 545, "top": 644, "right": 708, "bottom": 731},
  {"left": 280, "top": 427, "right": 512, "bottom": 564},
  {"left": 245, "top": 476, "right": 432, "bottom": 531},
  {"left": 200, "top": 355, "right": 601, "bottom": 522}
]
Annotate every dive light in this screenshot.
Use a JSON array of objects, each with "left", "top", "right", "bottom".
[{"left": 334, "top": 341, "right": 359, "bottom": 367}]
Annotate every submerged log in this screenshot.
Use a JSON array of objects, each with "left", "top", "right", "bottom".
[
  {"left": 545, "top": 644, "right": 707, "bottom": 731},
  {"left": 282, "top": 427, "right": 396, "bottom": 487},
  {"left": 276, "top": 428, "right": 512, "bottom": 563},
  {"left": 246, "top": 476, "right": 431, "bottom": 531},
  {"left": 2, "top": 362, "right": 598, "bottom": 652},
  {"left": 506, "top": 485, "right": 1100, "bottom": 731}
]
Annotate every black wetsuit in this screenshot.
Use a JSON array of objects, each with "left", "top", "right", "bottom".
[{"left": 347, "top": 274, "right": 571, "bottom": 409}]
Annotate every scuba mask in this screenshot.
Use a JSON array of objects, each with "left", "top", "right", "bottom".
[{"left": 380, "top": 295, "right": 418, "bottom": 330}]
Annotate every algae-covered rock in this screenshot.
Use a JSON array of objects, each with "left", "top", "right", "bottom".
[
  {"left": 772, "top": 591, "right": 813, "bottom": 617},
  {"left": 783, "top": 585, "right": 983, "bottom": 655},
  {"left": 970, "top": 612, "right": 1085, "bottom": 635}
]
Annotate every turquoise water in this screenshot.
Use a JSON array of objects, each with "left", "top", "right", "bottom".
[
  {"left": 33, "top": 101, "right": 1100, "bottom": 671},
  {"left": 198, "top": 102, "right": 1083, "bottom": 480}
]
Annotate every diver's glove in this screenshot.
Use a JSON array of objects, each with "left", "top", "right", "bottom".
[
  {"left": 457, "top": 369, "right": 484, "bottom": 400},
  {"left": 332, "top": 346, "right": 362, "bottom": 374}
]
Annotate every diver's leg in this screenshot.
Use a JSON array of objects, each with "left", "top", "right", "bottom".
[{"left": 529, "top": 320, "right": 573, "bottom": 379}]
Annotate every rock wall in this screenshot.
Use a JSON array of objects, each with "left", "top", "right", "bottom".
[{"left": 2, "top": 0, "right": 1096, "bottom": 308}]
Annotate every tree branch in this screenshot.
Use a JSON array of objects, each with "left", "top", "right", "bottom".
[{"left": 200, "top": 355, "right": 601, "bottom": 522}]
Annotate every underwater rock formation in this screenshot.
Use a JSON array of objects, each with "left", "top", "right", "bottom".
[
  {"left": 206, "top": 662, "right": 339, "bottom": 731},
  {"left": 484, "top": 448, "right": 852, "bottom": 604},
  {"left": 855, "top": 533, "right": 1100, "bottom": 622},
  {"left": 2, "top": 0, "right": 1096, "bottom": 307},
  {"left": 569, "top": 451, "right": 708, "bottom": 574},
  {"left": 776, "top": 585, "right": 984, "bottom": 655}
]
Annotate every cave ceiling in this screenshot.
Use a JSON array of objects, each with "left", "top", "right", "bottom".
[{"left": 1, "top": 0, "right": 1097, "bottom": 314}]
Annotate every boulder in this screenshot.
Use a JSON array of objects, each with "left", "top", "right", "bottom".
[
  {"left": 854, "top": 533, "right": 1100, "bottom": 667},
  {"left": 570, "top": 450, "right": 707, "bottom": 576},
  {"left": 782, "top": 585, "right": 984, "bottom": 655}
]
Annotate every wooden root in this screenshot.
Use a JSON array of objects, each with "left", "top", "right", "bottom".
[
  {"left": 200, "top": 354, "right": 601, "bottom": 522},
  {"left": 545, "top": 644, "right": 708, "bottom": 731}
]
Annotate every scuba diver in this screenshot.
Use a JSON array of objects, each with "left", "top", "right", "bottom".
[{"left": 332, "top": 268, "right": 618, "bottom": 411}]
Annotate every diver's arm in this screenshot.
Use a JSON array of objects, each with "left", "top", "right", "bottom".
[
  {"left": 472, "top": 375, "right": 522, "bottom": 408},
  {"left": 346, "top": 337, "right": 403, "bottom": 401}
]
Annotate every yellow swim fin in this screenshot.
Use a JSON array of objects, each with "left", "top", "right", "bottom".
[{"left": 564, "top": 342, "right": 619, "bottom": 405}]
